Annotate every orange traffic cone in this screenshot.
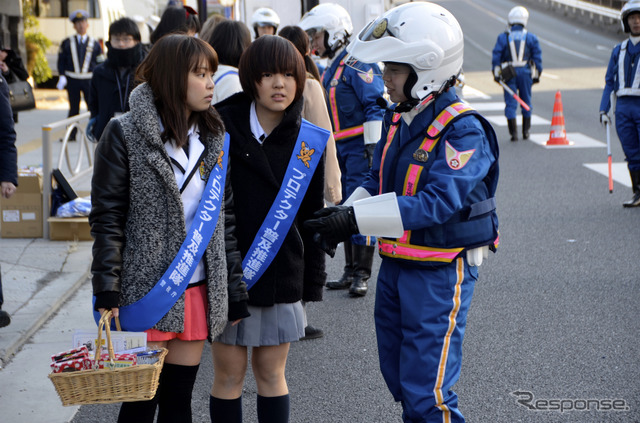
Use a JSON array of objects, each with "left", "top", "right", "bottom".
[{"left": 546, "top": 90, "right": 572, "bottom": 145}]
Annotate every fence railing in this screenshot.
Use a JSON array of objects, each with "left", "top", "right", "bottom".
[
  {"left": 41, "top": 112, "right": 95, "bottom": 239},
  {"left": 548, "top": 0, "right": 620, "bottom": 19}
]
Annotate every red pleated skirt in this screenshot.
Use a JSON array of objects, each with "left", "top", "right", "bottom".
[{"left": 145, "top": 284, "right": 208, "bottom": 342}]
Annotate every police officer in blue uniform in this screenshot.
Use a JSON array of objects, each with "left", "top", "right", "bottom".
[
  {"left": 492, "top": 6, "right": 542, "bottom": 141},
  {"left": 600, "top": 0, "right": 640, "bottom": 208},
  {"left": 57, "top": 10, "right": 103, "bottom": 132},
  {"left": 250, "top": 7, "right": 280, "bottom": 38},
  {"left": 305, "top": 3, "right": 499, "bottom": 422},
  {"left": 300, "top": 3, "right": 385, "bottom": 297}
]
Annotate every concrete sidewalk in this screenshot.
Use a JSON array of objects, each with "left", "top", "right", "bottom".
[
  {"left": 0, "top": 88, "right": 96, "bottom": 421},
  {"left": 0, "top": 238, "right": 92, "bottom": 369},
  {"left": 0, "top": 238, "right": 95, "bottom": 423},
  {"left": 1, "top": 88, "right": 92, "bottom": 368}
]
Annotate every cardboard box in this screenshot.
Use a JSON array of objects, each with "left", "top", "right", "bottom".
[
  {"left": 1, "top": 174, "right": 43, "bottom": 238},
  {"left": 48, "top": 217, "right": 92, "bottom": 241}
]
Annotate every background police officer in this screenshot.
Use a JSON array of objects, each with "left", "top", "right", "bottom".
[
  {"left": 600, "top": 0, "right": 640, "bottom": 207},
  {"left": 492, "top": 6, "right": 542, "bottom": 141},
  {"left": 251, "top": 7, "right": 280, "bottom": 39},
  {"left": 57, "top": 10, "right": 103, "bottom": 137},
  {"left": 299, "top": 3, "right": 385, "bottom": 298}
]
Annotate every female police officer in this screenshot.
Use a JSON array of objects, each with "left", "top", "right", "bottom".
[{"left": 305, "top": 3, "right": 499, "bottom": 422}]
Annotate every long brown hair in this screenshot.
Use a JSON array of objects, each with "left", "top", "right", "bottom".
[
  {"left": 136, "top": 34, "right": 223, "bottom": 147},
  {"left": 278, "top": 25, "right": 321, "bottom": 82}
]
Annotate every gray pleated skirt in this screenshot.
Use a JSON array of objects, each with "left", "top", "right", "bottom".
[{"left": 214, "top": 301, "right": 306, "bottom": 347}]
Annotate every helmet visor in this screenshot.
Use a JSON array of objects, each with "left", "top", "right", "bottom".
[
  {"left": 357, "top": 17, "right": 394, "bottom": 42},
  {"left": 343, "top": 54, "right": 383, "bottom": 76}
]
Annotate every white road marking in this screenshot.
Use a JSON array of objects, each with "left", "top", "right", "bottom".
[
  {"left": 461, "top": 85, "right": 491, "bottom": 100},
  {"left": 484, "top": 115, "right": 551, "bottom": 126},
  {"left": 528, "top": 132, "right": 606, "bottom": 148},
  {"left": 584, "top": 162, "right": 632, "bottom": 188},
  {"left": 464, "top": 89, "right": 625, "bottom": 188}
]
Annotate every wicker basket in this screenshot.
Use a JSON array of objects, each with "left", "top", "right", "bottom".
[{"left": 49, "top": 311, "right": 168, "bottom": 406}]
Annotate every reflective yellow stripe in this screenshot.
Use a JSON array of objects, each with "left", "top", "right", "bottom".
[
  {"left": 378, "top": 239, "right": 463, "bottom": 262},
  {"left": 426, "top": 102, "right": 474, "bottom": 138},
  {"left": 328, "top": 62, "right": 345, "bottom": 136},
  {"left": 334, "top": 125, "right": 364, "bottom": 140},
  {"left": 433, "top": 257, "right": 464, "bottom": 421}
]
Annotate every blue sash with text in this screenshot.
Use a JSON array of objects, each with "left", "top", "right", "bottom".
[
  {"left": 93, "top": 134, "right": 230, "bottom": 331},
  {"left": 242, "top": 119, "right": 329, "bottom": 290}
]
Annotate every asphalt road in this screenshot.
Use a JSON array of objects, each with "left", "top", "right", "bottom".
[{"left": 69, "top": 1, "right": 639, "bottom": 422}]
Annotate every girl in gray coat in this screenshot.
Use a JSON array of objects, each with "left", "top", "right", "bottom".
[{"left": 90, "top": 35, "right": 249, "bottom": 423}]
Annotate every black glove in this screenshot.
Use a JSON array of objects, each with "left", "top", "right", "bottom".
[
  {"left": 304, "top": 206, "right": 359, "bottom": 255},
  {"left": 364, "top": 143, "right": 376, "bottom": 168},
  {"left": 93, "top": 291, "right": 120, "bottom": 311},
  {"left": 532, "top": 77, "right": 540, "bottom": 84},
  {"left": 312, "top": 232, "right": 338, "bottom": 258}
]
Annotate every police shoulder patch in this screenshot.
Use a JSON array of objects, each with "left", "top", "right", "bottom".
[
  {"left": 358, "top": 69, "right": 374, "bottom": 84},
  {"left": 445, "top": 141, "right": 475, "bottom": 170}
]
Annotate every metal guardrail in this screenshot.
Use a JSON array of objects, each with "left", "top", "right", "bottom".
[
  {"left": 529, "top": 0, "right": 620, "bottom": 18},
  {"left": 549, "top": 0, "right": 619, "bottom": 19},
  {"left": 41, "top": 112, "right": 95, "bottom": 239}
]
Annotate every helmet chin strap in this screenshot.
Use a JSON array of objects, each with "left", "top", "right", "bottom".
[
  {"left": 323, "top": 32, "right": 350, "bottom": 59},
  {"left": 395, "top": 99, "right": 420, "bottom": 113},
  {"left": 322, "top": 31, "right": 335, "bottom": 59},
  {"left": 404, "top": 75, "right": 458, "bottom": 113}
]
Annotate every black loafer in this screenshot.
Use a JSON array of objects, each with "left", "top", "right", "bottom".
[
  {"left": 300, "top": 325, "right": 324, "bottom": 340},
  {"left": 0, "top": 310, "right": 11, "bottom": 328}
]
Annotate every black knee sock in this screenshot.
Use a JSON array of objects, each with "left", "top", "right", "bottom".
[
  {"left": 156, "top": 363, "right": 200, "bottom": 423},
  {"left": 210, "top": 395, "right": 242, "bottom": 423},
  {"left": 117, "top": 394, "right": 159, "bottom": 423},
  {"left": 257, "top": 394, "right": 290, "bottom": 423}
]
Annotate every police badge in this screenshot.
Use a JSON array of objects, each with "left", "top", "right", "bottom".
[
  {"left": 413, "top": 149, "right": 429, "bottom": 162},
  {"left": 372, "top": 19, "right": 388, "bottom": 39}
]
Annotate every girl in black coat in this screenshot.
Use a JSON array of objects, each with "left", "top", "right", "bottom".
[{"left": 210, "top": 35, "right": 327, "bottom": 423}]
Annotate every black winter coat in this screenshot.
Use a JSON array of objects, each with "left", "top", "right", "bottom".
[
  {"left": 0, "top": 75, "right": 17, "bottom": 186},
  {"left": 215, "top": 93, "right": 326, "bottom": 306},
  {"left": 1, "top": 49, "right": 29, "bottom": 83},
  {"left": 89, "top": 59, "right": 141, "bottom": 141}
]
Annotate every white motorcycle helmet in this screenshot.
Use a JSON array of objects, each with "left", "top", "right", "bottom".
[
  {"left": 621, "top": 0, "right": 640, "bottom": 33},
  {"left": 251, "top": 7, "right": 280, "bottom": 36},
  {"left": 346, "top": 2, "right": 463, "bottom": 103},
  {"left": 508, "top": 6, "right": 529, "bottom": 27},
  {"left": 299, "top": 3, "right": 353, "bottom": 57}
]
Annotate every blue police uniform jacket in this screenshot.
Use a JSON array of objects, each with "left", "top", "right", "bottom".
[
  {"left": 57, "top": 35, "right": 102, "bottom": 79},
  {"left": 599, "top": 39, "right": 640, "bottom": 112},
  {"left": 321, "top": 49, "right": 384, "bottom": 141},
  {"left": 360, "top": 89, "right": 499, "bottom": 267},
  {"left": 491, "top": 24, "right": 542, "bottom": 73}
]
